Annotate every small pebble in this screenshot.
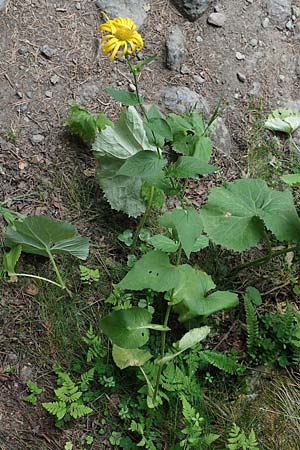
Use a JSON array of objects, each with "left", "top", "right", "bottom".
[
  {"left": 50, "top": 74, "right": 59, "bottom": 85},
  {"left": 75, "top": 2, "right": 81, "bottom": 9},
  {"left": 45, "top": 90, "right": 53, "bottom": 98},
  {"left": 180, "top": 64, "right": 190, "bottom": 74},
  {"left": 31, "top": 134, "right": 45, "bottom": 145},
  {"left": 128, "top": 83, "right": 136, "bottom": 92},
  {"left": 16, "top": 91, "right": 23, "bottom": 99},
  {"left": 262, "top": 17, "right": 269, "bottom": 28},
  {"left": 196, "top": 35, "right": 203, "bottom": 43},
  {"left": 40, "top": 45, "right": 56, "bottom": 59},
  {"left": 193, "top": 74, "right": 205, "bottom": 84},
  {"left": 207, "top": 12, "right": 226, "bottom": 27},
  {"left": 18, "top": 47, "right": 29, "bottom": 56},
  {"left": 237, "top": 72, "right": 246, "bottom": 82},
  {"left": 235, "top": 51, "right": 245, "bottom": 60},
  {"left": 249, "top": 38, "right": 258, "bottom": 47},
  {"left": 286, "top": 20, "right": 293, "bottom": 31}
]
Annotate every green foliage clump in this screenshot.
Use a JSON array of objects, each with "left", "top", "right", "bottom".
[
  {"left": 65, "top": 103, "right": 112, "bottom": 141},
  {"left": 42, "top": 364, "right": 93, "bottom": 426},
  {"left": 226, "top": 423, "right": 259, "bottom": 449}
]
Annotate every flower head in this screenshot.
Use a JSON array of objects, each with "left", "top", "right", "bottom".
[{"left": 99, "top": 15, "right": 144, "bottom": 61}]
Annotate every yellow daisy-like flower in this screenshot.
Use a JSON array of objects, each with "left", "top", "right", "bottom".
[{"left": 99, "top": 15, "right": 144, "bottom": 61}]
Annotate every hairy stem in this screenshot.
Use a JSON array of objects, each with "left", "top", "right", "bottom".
[
  {"left": 132, "top": 185, "right": 155, "bottom": 251},
  {"left": 47, "top": 251, "right": 66, "bottom": 290},
  {"left": 229, "top": 244, "right": 300, "bottom": 277},
  {"left": 153, "top": 244, "right": 182, "bottom": 403}
]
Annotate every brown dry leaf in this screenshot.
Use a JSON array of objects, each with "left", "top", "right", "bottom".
[
  {"left": 18, "top": 160, "right": 28, "bottom": 171},
  {"left": 31, "top": 154, "right": 43, "bottom": 164},
  {"left": 24, "top": 283, "right": 39, "bottom": 296},
  {"left": 83, "top": 168, "right": 95, "bottom": 177},
  {"left": 285, "top": 251, "right": 294, "bottom": 268}
]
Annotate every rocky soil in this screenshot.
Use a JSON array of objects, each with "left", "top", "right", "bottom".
[{"left": 1, "top": 0, "right": 300, "bottom": 448}]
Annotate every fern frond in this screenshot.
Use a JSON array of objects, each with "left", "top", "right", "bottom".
[
  {"left": 42, "top": 401, "right": 67, "bottom": 420},
  {"left": 69, "top": 402, "right": 92, "bottom": 419},
  {"left": 200, "top": 350, "right": 244, "bottom": 374},
  {"left": 81, "top": 367, "right": 95, "bottom": 385},
  {"left": 244, "top": 293, "right": 260, "bottom": 354}
]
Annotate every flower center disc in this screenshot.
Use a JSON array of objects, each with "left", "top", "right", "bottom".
[{"left": 115, "top": 25, "right": 133, "bottom": 41}]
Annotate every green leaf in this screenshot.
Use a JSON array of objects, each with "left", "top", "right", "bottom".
[
  {"left": 69, "top": 403, "right": 92, "bottom": 419},
  {"left": 173, "top": 265, "right": 239, "bottom": 321},
  {"left": 117, "top": 151, "right": 166, "bottom": 178},
  {"left": 93, "top": 106, "right": 156, "bottom": 160},
  {"left": 160, "top": 208, "right": 204, "bottom": 258},
  {"left": 2, "top": 245, "right": 22, "bottom": 276},
  {"left": 100, "top": 307, "right": 152, "bottom": 348},
  {"left": 96, "top": 157, "right": 145, "bottom": 217},
  {"left": 192, "top": 235, "right": 209, "bottom": 252},
  {"left": 112, "top": 345, "right": 152, "bottom": 369},
  {"left": 202, "top": 179, "right": 300, "bottom": 251},
  {"left": 265, "top": 108, "right": 300, "bottom": 134},
  {"left": 64, "top": 104, "right": 111, "bottom": 141},
  {"left": 167, "top": 112, "right": 212, "bottom": 162},
  {"left": 145, "top": 117, "right": 172, "bottom": 142},
  {"left": 245, "top": 286, "right": 262, "bottom": 306},
  {"left": 104, "top": 87, "right": 140, "bottom": 106},
  {"left": 141, "top": 183, "right": 165, "bottom": 210},
  {"left": 149, "top": 235, "right": 179, "bottom": 253},
  {"left": 132, "top": 55, "right": 156, "bottom": 74},
  {"left": 159, "top": 327, "right": 210, "bottom": 364},
  {"left": 168, "top": 156, "right": 217, "bottom": 179},
  {"left": 281, "top": 173, "right": 300, "bottom": 186},
  {"left": 118, "top": 251, "right": 181, "bottom": 292},
  {"left": 26, "top": 380, "right": 42, "bottom": 395},
  {"left": 43, "top": 401, "right": 67, "bottom": 421},
  {"left": 5, "top": 216, "right": 89, "bottom": 260}
]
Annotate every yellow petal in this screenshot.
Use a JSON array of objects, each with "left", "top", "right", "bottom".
[
  {"left": 110, "top": 42, "right": 121, "bottom": 61},
  {"left": 120, "top": 41, "right": 128, "bottom": 57}
]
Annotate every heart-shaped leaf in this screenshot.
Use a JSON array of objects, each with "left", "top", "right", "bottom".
[
  {"left": 100, "top": 308, "right": 152, "bottom": 348},
  {"left": 202, "top": 179, "right": 300, "bottom": 251},
  {"left": 112, "top": 345, "right": 152, "bottom": 369},
  {"left": 118, "top": 251, "right": 181, "bottom": 292}
]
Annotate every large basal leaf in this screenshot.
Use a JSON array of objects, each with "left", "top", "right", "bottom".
[
  {"left": 5, "top": 216, "right": 89, "bottom": 260},
  {"left": 173, "top": 265, "right": 239, "bottom": 321},
  {"left": 202, "top": 179, "right": 300, "bottom": 251},
  {"left": 98, "top": 171, "right": 145, "bottom": 218},
  {"left": 159, "top": 326, "right": 210, "bottom": 364},
  {"left": 265, "top": 108, "right": 300, "bottom": 134},
  {"left": 93, "top": 106, "right": 156, "bottom": 160},
  {"left": 100, "top": 308, "right": 152, "bottom": 349},
  {"left": 112, "top": 345, "right": 152, "bottom": 369},
  {"left": 118, "top": 250, "right": 181, "bottom": 292},
  {"left": 117, "top": 151, "right": 166, "bottom": 178},
  {"left": 160, "top": 208, "right": 204, "bottom": 258}
]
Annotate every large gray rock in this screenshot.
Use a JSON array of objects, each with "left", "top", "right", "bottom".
[
  {"left": 0, "top": 0, "right": 8, "bottom": 11},
  {"left": 161, "top": 86, "right": 209, "bottom": 116},
  {"left": 171, "top": 0, "right": 211, "bottom": 21},
  {"left": 166, "top": 25, "right": 186, "bottom": 71},
  {"left": 96, "top": 0, "right": 148, "bottom": 30},
  {"left": 266, "top": 0, "right": 291, "bottom": 26}
]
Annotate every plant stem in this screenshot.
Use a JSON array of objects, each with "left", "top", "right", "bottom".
[
  {"left": 153, "top": 244, "right": 182, "bottom": 403},
  {"left": 229, "top": 244, "right": 300, "bottom": 277},
  {"left": 14, "top": 273, "right": 63, "bottom": 288},
  {"left": 153, "top": 303, "right": 172, "bottom": 402},
  {"left": 47, "top": 251, "right": 66, "bottom": 290},
  {"left": 132, "top": 185, "right": 155, "bottom": 251}
]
